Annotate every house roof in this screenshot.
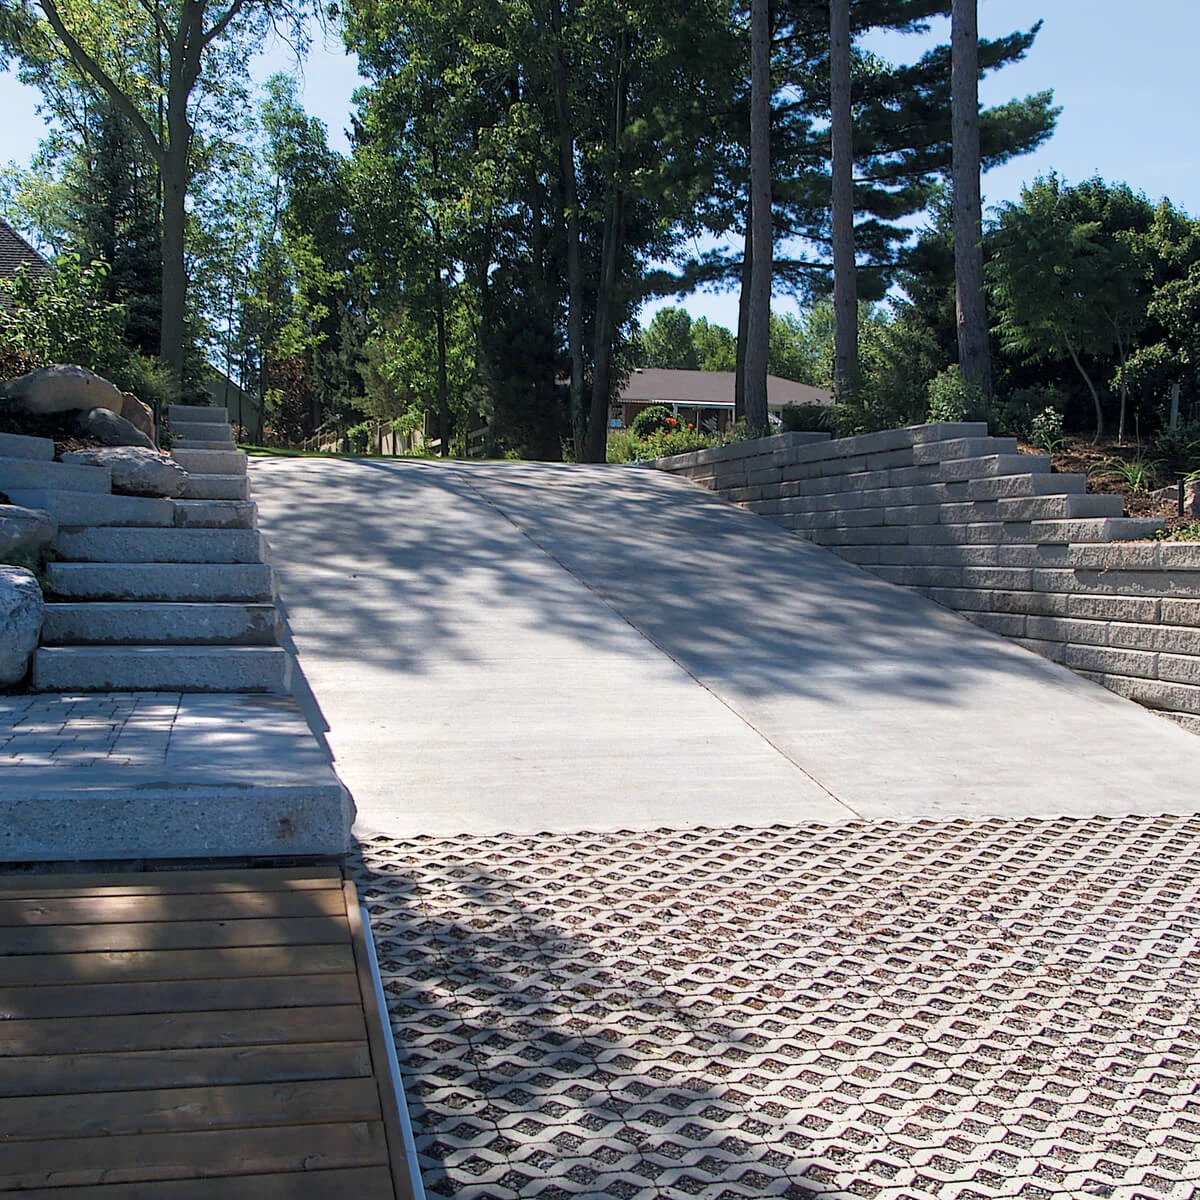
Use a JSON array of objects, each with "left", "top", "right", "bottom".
[
  {"left": 203, "top": 367, "right": 260, "bottom": 413},
  {"left": 620, "top": 367, "right": 833, "bottom": 409},
  {"left": 0, "top": 218, "right": 53, "bottom": 282}
]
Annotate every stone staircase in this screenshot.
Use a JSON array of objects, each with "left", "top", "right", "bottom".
[{"left": 2, "top": 404, "right": 291, "bottom": 694}]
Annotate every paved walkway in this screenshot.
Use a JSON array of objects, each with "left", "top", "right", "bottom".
[{"left": 250, "top": 458, "right": 1200, "bottom": 837}]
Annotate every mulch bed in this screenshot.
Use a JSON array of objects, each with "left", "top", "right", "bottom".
[
  {"left": 0, "top": 410, "right": 104, "bottom": 459},
  {"left": 1019, "top": 437, "right": 1197, "bottom": 535}
]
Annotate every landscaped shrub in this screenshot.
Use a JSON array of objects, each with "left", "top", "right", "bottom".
[
  {"left": 347, "top": 422, "right": 372, "bottom": 454},
  {"left": 925, "top": 366, "right": 985, "bottom": 425},
  {"left": 634, "top": 426, "right": 712, "bottom": 461},
  {"left": 607, "top": 424, "right": 712, "bottom": 463},
  {"left": 779, "top": 403, "right": 834, "bottom": 433},
  {"left": 1153, "top": 420, "right": 1200, "bottom": 468},
  {"left": 1029, "top": 406, "right": 1069, "bottom": 454},
  {"left": 606, "top": 428, "right": 639, "bottom": 463},
  {"left": 1096, "top": 455, "right": 1160, "bottom": 495},
  {"left": 630, "top": 405, "right": 675, "bottom": 438},
  {"left": 989, "top": 386, "right": 1060, "bottom": 438}
]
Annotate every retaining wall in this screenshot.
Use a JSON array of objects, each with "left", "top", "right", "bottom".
[{"left": 655, "top": 422, "right": 1200, "bottom": 734}]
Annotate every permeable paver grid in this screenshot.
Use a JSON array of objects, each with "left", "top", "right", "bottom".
[
  {"left": 355, "top": 816, "right": 1200, "bottom": 1200},
  {"left": 0, "top": 866, "right": 417, "bottom": 1198}
]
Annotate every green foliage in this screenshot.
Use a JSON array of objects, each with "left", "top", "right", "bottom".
[
  {"left": 638, "top": 308, "right": 698, "bottom": 370},
  {"left": 347, "top": 421, "right": 372, "bottom": 454},
  {"left": 124, "top": 352, "right": 179, "bottom": 416},
  {"left": 1095, "top": 456, "right": 1160, "bottom": 495},
  {"left": 604, "top": 426, "right": 711, "bottom": 464},
  {"left": 0, "top": 542, "right": 53, "bottom": 590},
  {"left": 636, "top": 427, "right": 712, "bottom": 460},
  {"left": 691, "top": 318, "right": 737, "bottom": 372},
  {"left": 1155, "top": 520, "right": 1200, "bottom": 542},
  {"left": 988, "top": 174, "right": 1156, "bottom": 438},
  {"left": 926, "top": 367, "right": 985, "bottom": 425},
  {"left": 844, "top": 302, "right": 947, "bottom": 433},
  {"left": 990, "top": 386, "right": 1065, "bottom": 439},
  {"left": 605, "top": 428, "right": 639, "bottom": 464},
  {"left": 767, "top": 312, "right": 824, "bottom": 384},
  {"left": 1029, "top": 406, "right": 1070, "bottom": 454},
  {"left": 0, "top": 256, "right": 128, "bottom": 384},
  {"left": 637, "top": 307, "right": 835, "bottom": 385},
  {"left": 778, "top": 404, "right": 834, "bottom": 434},
  {"left": 1152, "top": 420, "right": 1200, "bottom": 466},
  {"left": 630, "top": 405, "right": 676, "bottom": 438}
]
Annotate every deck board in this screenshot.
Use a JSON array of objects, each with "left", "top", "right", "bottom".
[
  {"left": 0, "top": 889, "right": 348, "bottom": 925},
  {"left": 0, "top": 867, "right": 415, "bottom": 1199},
  {"left": 0, "top": 972, "right": 361, "bottom": 1019},
  {"left": 7, "top": 1165, "right": 397, "bottom": 1199}
]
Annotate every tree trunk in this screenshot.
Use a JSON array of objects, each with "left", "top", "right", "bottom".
[
  {"left": 743, "top": 0, "right": 771, "bottom": 438},
  {"left": 1064, "top": 333, "right": 1103, "bottom": 441},
  {"left": 734, "top": 218, "right": 752, "bottom": 422},
  {"left": 547, "top": 0, "right": 586, "bottom": 460},
  {"left": 830, "top": 0, "right": 857, "bottom": 403},
  {"left": 159, "top": 143, "right": 188, "bottom": 398},
  {"left": 435, "top": 264, "right": 450, "bottom": 456},
  {"left": 951, "top": 0, "right": 992, "bottom": 398},
  {"left": 585, "top": 33, "right": 629, "bottom": 464},
  {"left": 1113, "top": 319, "right": 1128, "bottom": 441},
  {"left": 587, "top": 194, "right": 625, "bottom": 462}
]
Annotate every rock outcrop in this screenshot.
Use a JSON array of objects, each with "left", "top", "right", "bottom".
[
  {"left": 0, "top": 504, "right": 56, "bottom": 558},
  {"left": 120, "top": 393, "right": 156, "bottom": 444},
  {"left": 62, "top": 446, "right": 188, "bottom": 498},
  {"left": 0, "top": 364, "right": 126, "bottom": 417},
  {"left": 0, "top": 565, "right": 44, "bottom": 686},
  {"left": 74, "top": 406, "right": 155, "bottom": 449}
]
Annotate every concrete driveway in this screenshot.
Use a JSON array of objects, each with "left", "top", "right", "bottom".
[{"left": 250, "top": 458, "right": 1200, "bottom": 837}]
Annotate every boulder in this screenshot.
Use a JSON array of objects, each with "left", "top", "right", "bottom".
[
  {"left": 0, "top": 566, "right": 44, "bottom": 686},
  {"left": 62, "top": 446, "right": 188, "bottom": 498},
  {"left": 74, "top": 406, "right": 155, "bottom": 449},
  {"left": 1151, "top": 481, "right": 1200, "bottom": 516},
  {"left": 0, "top": 504, "right": 56, "bottom": 559},
  {"left": 120, "top": 392, "right": 156, "bottom": 444},
  {"left": 0, "top": 364, "right": 125, "bottom": 417}
]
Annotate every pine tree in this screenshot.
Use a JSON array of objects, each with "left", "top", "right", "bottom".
[{"left": 951, "top": 0, "right": 991, "bottom": 397}]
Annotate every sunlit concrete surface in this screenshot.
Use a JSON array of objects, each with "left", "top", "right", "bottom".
[{"left": 250, "top": 458, "right": 1200, "bottom": 837}]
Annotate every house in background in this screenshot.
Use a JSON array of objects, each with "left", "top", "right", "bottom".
[
  {"left": 203, "top": 367, "right": 261, "bottom": 439},
  {"left": 0, "top": 218, "right": 53, "bottom": 305},
  {"left": 616, "top": 367, "right": 834, "bottom": 432}
]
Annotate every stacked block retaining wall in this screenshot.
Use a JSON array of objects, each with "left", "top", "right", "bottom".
[{"left": 655, "top": 423, "right": 1200, "bottom": 734}]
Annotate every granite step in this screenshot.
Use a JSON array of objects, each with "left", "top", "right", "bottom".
[
  {"left": 172, "top": 500, "right": 257, "bottom": 530},
  {"left": 42, "top": 602, "right": 281, "bottom": 646},
  {"left": 179, "top": 474, "right": 251, "bottom": 501},
  {"left": 169, "top": 421, "right": 235, "bottom": 445},
  {"left": 56, "top": 527, "right": 265, "bottom": 564},
  {"left": 0, "top": 457, "right": 111, "bottom": 495},
  {"left": 4, "top": 490, "right": 175, "bottom": 527},
  {"left": 47, "top": 562, "right": 274, "bottom": 602},
  {"left": 171, "top": 448, "right": 247, "bottom": 476},
  {"left": 4, "top": 492, "right": 256, "bottom": 529},
  {"left": 172, "top": 439, "right": 238, "bottom": 452},
  {"left": 0, "top": 693, "right": 352, "bottom": 861},
  {"left": 31, "top": 645, "right": 292, "bottom": 693},
  {"left": 0, "top": 432, "right": 54, "bottom": 462},
  {"left": 167, "top": 405, "right": 229, "bottom": 425}
]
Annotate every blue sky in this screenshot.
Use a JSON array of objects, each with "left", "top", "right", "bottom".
[{"left": 2, "top": 0, "right": 1198, "bottom": 330}]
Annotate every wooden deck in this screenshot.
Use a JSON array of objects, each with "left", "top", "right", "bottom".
[{"left": 0, "top": 866, "right": 419, "bottom": 1198}]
